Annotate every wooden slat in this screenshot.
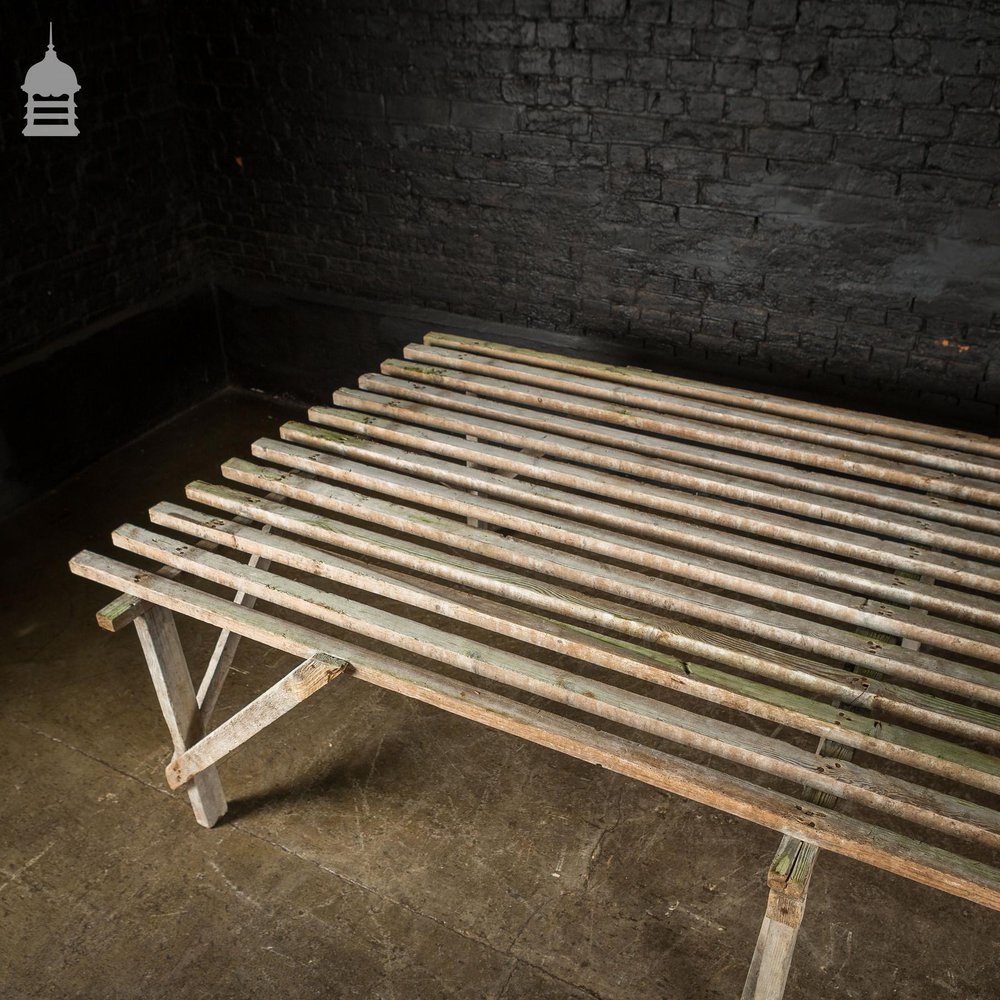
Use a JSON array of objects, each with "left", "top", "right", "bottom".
[
  {"left": 337, "top": 385, "right": 1000, "bottom": 564},
  {"left": 66, "top": 550, "right": 1000, "bottom": 911},
  {"left": 181, "top": 482, "right": 1000, "bottom": 761},
  {"left": 102, "top": 527, "right": 1000, "bottom": 850},
  {"left": 423, "top": 332, "right": 1000, "bottom": 461},
  {"left": 306, "top": 406, "right": 1000, "bottom": 629},
  {"left": 285, "top": 418, "right": 1000, "bottom": 647},
  {"left": 406, "top": 343, "right": 1000, "bottom": 482},
  {"left": 248, "top": 439, "right": 1000, "bottom": 706},
  {"left": 204, "top": 468, "right": 1000, "bottom": 756},
  {"left": 150, "top": 501, "right": 1000, "bottom": 791},
  {"left": 379, "top": 361, "right": 1000, "bottom": 511}
]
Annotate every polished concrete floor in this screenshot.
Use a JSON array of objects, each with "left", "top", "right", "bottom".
[{"left": 1, "top": 389, "right": 998, "bottom": 999}]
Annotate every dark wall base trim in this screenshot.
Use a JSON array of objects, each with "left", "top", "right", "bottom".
[
  {"left": 0, "top": 279, "right": 212, "bottom": 378},
  {"left": 0, "top": 285, "right": 225, "bottom": 518}
]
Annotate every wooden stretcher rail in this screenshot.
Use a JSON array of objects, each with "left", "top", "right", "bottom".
[
  {"left": 69, "top": 552, "right": 1000, "bottom": 911},
  {"left": 70, "top": 332, "right": 1000, "bottom": 998}
]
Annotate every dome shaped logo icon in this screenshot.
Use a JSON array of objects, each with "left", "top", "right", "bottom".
[{"left": 22, "top": 23, "right": 80, "bottom": 136}]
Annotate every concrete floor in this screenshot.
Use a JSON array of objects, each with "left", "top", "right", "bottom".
[{"left": 1, "top": 389, "right": 998, "bottom": 1000}]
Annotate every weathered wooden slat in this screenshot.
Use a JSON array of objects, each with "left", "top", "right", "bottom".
[
  {"left": 167, "top": 654, "right": 347, "bottom": 789},
  {"left": 149, "top": 501, "right": 1000, "bottom": 790},
  {"left": 309, "top": 405, "right": 1000, "bottom": 612},
  {"left": 405, "top": 343, "right": 1000, "bottom": 483},
  {"left": 336, "top": 386, "right": 1000, "bottom": 564},
  {"left": 423, "top": 332, "right": 1000, "bottom": 461},
  {"left": 248, "top": 439, "right": 1000, "bottom": 705},
  {"left": 378, "top": 362, "right": 1000, "bottom": 510},
  {"left": 65, "top": 550, "right": 1000, "bottom": 912},
  {"left": 107, "top": 525, "right": 1000, "bottom": 849},
  {"left": 284, "top": 419, "right": 1000, "bottom": 647},
  {"left": 204, "top": 468, "right": 1000, "bottom": 753}
]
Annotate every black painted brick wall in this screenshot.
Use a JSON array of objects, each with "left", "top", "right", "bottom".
[
  {"left": 4, "top": 2, "right": 999, "bottom": 424},
  {"left": 179, "top": 0, "right": 1000, "bottom": 422},
  {"left": 0, "top": 2, "right": 205, "bottom": 364}
]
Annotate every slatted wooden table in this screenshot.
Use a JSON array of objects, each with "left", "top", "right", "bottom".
[{"left": 70, "top": 332, "right": 1000, "bottom": 999}]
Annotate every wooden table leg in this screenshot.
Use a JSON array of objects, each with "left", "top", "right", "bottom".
[
  {"left": 134, "top": 605, "right": 227, "bottom": 827},
  {"left": 741, "top": 858, "right": 811, "bottom": 1000}
]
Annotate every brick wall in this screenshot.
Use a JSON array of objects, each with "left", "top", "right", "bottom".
[
  {"left": 180, "top": 0, "right": 1000, "bottom": 421},
  {"left": 4, "top": 2, "right": 998, "bottom": 422},
  {"left": 0, "top": 3, "right": 204, "bottom": 363}
]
